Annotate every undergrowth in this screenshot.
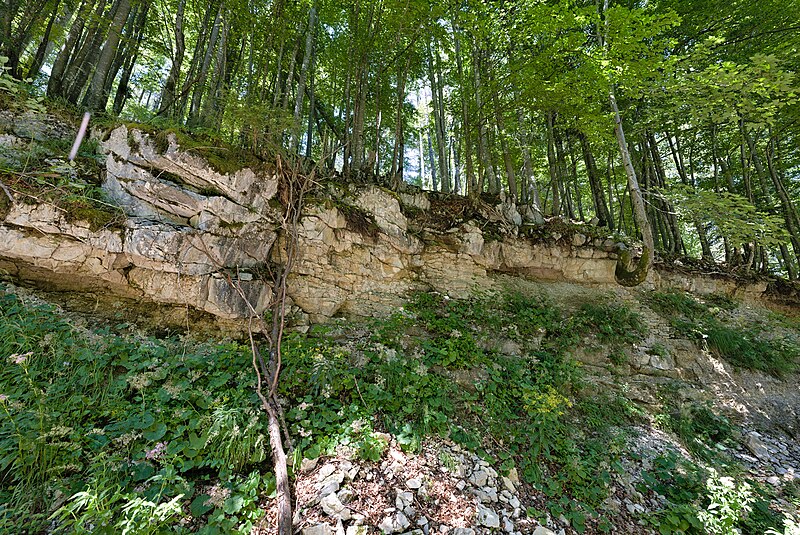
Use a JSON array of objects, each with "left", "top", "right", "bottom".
[
  {"left": 0, "top": 131, "right": 123, "bottom": 230},
  {"left": 646, "top": 290, "right": 799, "bottom": 377},
  {"left": 0, "top": 285, "right": 789, "bottom": 534},
  {"left": 0, "top": 290, "right": 272, "bottom": 533}
]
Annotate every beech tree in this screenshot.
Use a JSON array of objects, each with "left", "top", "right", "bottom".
[{"left": 6, "top": 0, "right": 799, "bottom": 279}]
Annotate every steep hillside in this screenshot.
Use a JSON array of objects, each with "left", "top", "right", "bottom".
[
  {"left": 2, "top": 108, "right": 800, "bottom": 535},
  {"left": 1, "top": 278, "right": 799, "bottom": 534}
]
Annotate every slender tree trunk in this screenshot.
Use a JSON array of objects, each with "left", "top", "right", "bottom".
[
  {"left": 47, "top": 0, "right": 92, "bottom": 97},
  {"left": 555, "top": 128, "right": 573, "bottom": 218},
  {"left": 518, "top": 109, "right": 543, "bottom": 224},
  {"left": 579, "top": 133, "right": 612, "bottom": 229},
  {"left": 471, "top": 40, "right": 493, "bottom": 195},
  {"left": 546, "top": 111, "right": 562, "bottom": 216},
  {"left": 390, "top": 55, "right": 411, "bottom": 180},
  {"left": 454, "top": 24, "right": 475, "bottom": 197},
  {"left": 427, "top": 39, "right": 449, "bottom": 193},
  {"left": 202, "top": 14, "right": 228, "bottom": 127},
  {"left": 187, "top": 3, "right": 222, "bottom": 126},
  {"left": 427, "top": 131, "right": 438, "bottom": 191},
  {"left": 610, "top": 90, "right": 654, "bottom": 286},
  {"left": 61, "top": 0, "right": 111, "bottom": 104},
  {"left": 26, "top": 0, "right": 62, "bottom": 80},
  {"left": 491, "top": 88, "right": 517, "bottom": 200},
  {"left": 112, "top": 2, "right": 149, "bottom": 115},
  {"left": 766, "top": 137, "right": 800, "bottom": 267},
  {"left": 83, "top": 0, "right": 132, "bottom": 112},
  {"left": 158, "top": 0, "right": 186, "bottom": 117},
  {"left": 291, "top": 3, "right": 317, "bottom": 152}
]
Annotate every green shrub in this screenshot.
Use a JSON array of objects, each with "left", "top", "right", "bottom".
[{"left": 571, "top": 302, "right": 647, "bottom": 346}]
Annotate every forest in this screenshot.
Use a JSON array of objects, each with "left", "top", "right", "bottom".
[
  {"left": 3, "top": 2, "right": 800, "bottom": 534},
  {"left": 2, "top": 0, "right": 800, "bottom": 279}
]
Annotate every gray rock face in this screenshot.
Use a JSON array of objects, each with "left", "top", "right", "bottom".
[
  {"left": 303, "top": 524, "right": 333, "bottom": 535},
  {"left": 746, "top": 432, "right": 771, "bottom": 460},
  {"left": 320, "top": 493, "right": 351, "bottom": 520},
  {"left": 0, "top": 122, "right": 776, "bottom": 330},
  {"left": 476, "top": 504, "right": 500, "bottom": 528}
]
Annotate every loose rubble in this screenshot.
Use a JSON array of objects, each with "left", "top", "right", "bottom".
[{"left": 268, "top": 415, "right": 800, "bottom": 535}]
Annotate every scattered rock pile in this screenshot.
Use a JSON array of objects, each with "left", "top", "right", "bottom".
[
  {"left": 260, "top": 418, "right": 800, "bottom": 535},
  {"left": 292, "top": 440, "right": 555, "bottom": 535}
]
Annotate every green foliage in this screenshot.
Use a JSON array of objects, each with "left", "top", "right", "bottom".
[
  {"left": 0, "top": 123, "right": 122, "bottom": 231},
  {"left": 665, "top": 185, "right": 790, "bottom": 249},
  {"left": 1, "top": 285, "right": 789, "bottom": 534},
  {"left": 657, "top": 398, "right": 734, "bottom": 460},
  {"left": 0, "top": 57, "right": 45, "bottom": 113},
  {"left": 698, "top": 470, "right": 754, "bottom": 535},
  {"left": 0, "top": 289, "right": 270, "bottom": 532},
  {"left": 638, "top": 450, "right": 780, "bottom": 535},
  {"left": 647, "top": 290, "right": 799, "bottom": 376},
  {"left": 639, "top": 453, "right": 707, "bottom": 534},
  {"left": 570, "top": 302, "right": 647, "bottom": 346}
]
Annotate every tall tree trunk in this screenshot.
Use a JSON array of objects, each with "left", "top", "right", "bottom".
[
  {"left": 518, "top": 109, "right": 543, "bottom": 224},
  {"left": 158, "top": 0, "right": 186, "bottom": 117},
  {"left": 390, "top": 55, "right": 411, "bottom": 180},
  {"left": 3, "top": 0, "right": 49, "bottom": 78},
  {"left": 610, "top": 90, "right": 654, "bottom": 286},
  {"left": 766, "top": 137, "right": 800, "bottom": 268},
  {"left": 555, "top": 128, "right": 573, "bottom": 218},
  {"left": 47, "top": 0, "right": 93, "bottom": 97},
  {"left": 579, "top": 132, "right": 612, "bottom": 229},
  {"left": 61, "top": 0, "right": 111, "bottom": 104},
  {"left": 292, "top": 3, "right": 317, "bottom": 152},
  {"left": 202, "top": 13, "right": 228, "bottom": 128},
  {"left": 647, "top": 132, "right": 682, "bottom": 254},
  {"left": 305, "top": 67, "right": 316, "bottom": 159},
  {"left": 112, "top": 2, "right": 149, "bottom": 115},
  {"left": 454, "top": 23, "right": 475, "bottom": 197},
  {"left": 427, "top": 39, "right": 449, "bottom": 193},
  {"left": 471, "top": 40, "right": 493, "bottom": 195},
  {"left": 545, "top": 111, "right": 562, "bottom": 216},
  {"left": 491, "top": 87, "right": 517, "bottom": 200},
  {"left": 26, "top": 0, "right": 62, "bottom": 80},
  {"left": 83, "top": 0, "right": 132, "bottom": 112},
  {"left": 427, "top": 130, "right": 438, "bottom": 191},
  {"left": 187, "top": 3, "right": 222, "bottom": 127}
]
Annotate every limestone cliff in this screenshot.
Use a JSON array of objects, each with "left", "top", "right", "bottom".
[{"left": 0, "top": 123, "right": 785, "bottom": 328}]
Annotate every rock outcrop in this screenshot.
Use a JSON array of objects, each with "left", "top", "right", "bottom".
[{"left": 0, "top": 125, "right": 780, "bottom": 328}]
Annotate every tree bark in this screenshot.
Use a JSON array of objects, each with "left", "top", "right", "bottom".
[
  {"left": 26, "top": 0, "right": 62, "bottom": 81},
  {"left": 47, "top": 0, "right": 93, "bottom": 97},
  {"left": 157, "top": 0, "right": 186, "bottom": 117},
  {"left": 517, "top": 109, "right": 544, "bottom": 224},
  {"left": 471, "top": 40, "right": 493, "bottom": 196},
  {"left": 292, "top": 3, "right": 317, "bottom": 152},
  {"left": 610, "top": 90, "right": 654, "bottom": 286},
  {"left": 454, "top": 23, "right": 475, "bottom": 197},
  {"left": 84, "top": 0, "right": 132, "bottom": 112},
  {"left": 546, "top": 111, "right": 562, "bottom": 216}
]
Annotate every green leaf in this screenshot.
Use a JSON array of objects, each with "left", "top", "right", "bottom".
[
  {"left": 223, "top": 495, "right": 245, "bottom": 515},
  {"left": 134, "top": 412, "right": 155, "bottom": 429},
  {"left": 144, "top": 422, "right": 167, "bottom": 441},
  {"left": 190, "top": 494, "right": 213, "bottom": 517}
]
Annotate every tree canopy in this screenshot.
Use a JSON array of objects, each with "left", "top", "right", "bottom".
[{"left": 4, "top": 0, "right": 800, "bottom": 278}]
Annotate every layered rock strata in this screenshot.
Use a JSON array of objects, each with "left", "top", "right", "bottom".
[{"left": 0, "top": 125, "right": 775, "bottom": 326}]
